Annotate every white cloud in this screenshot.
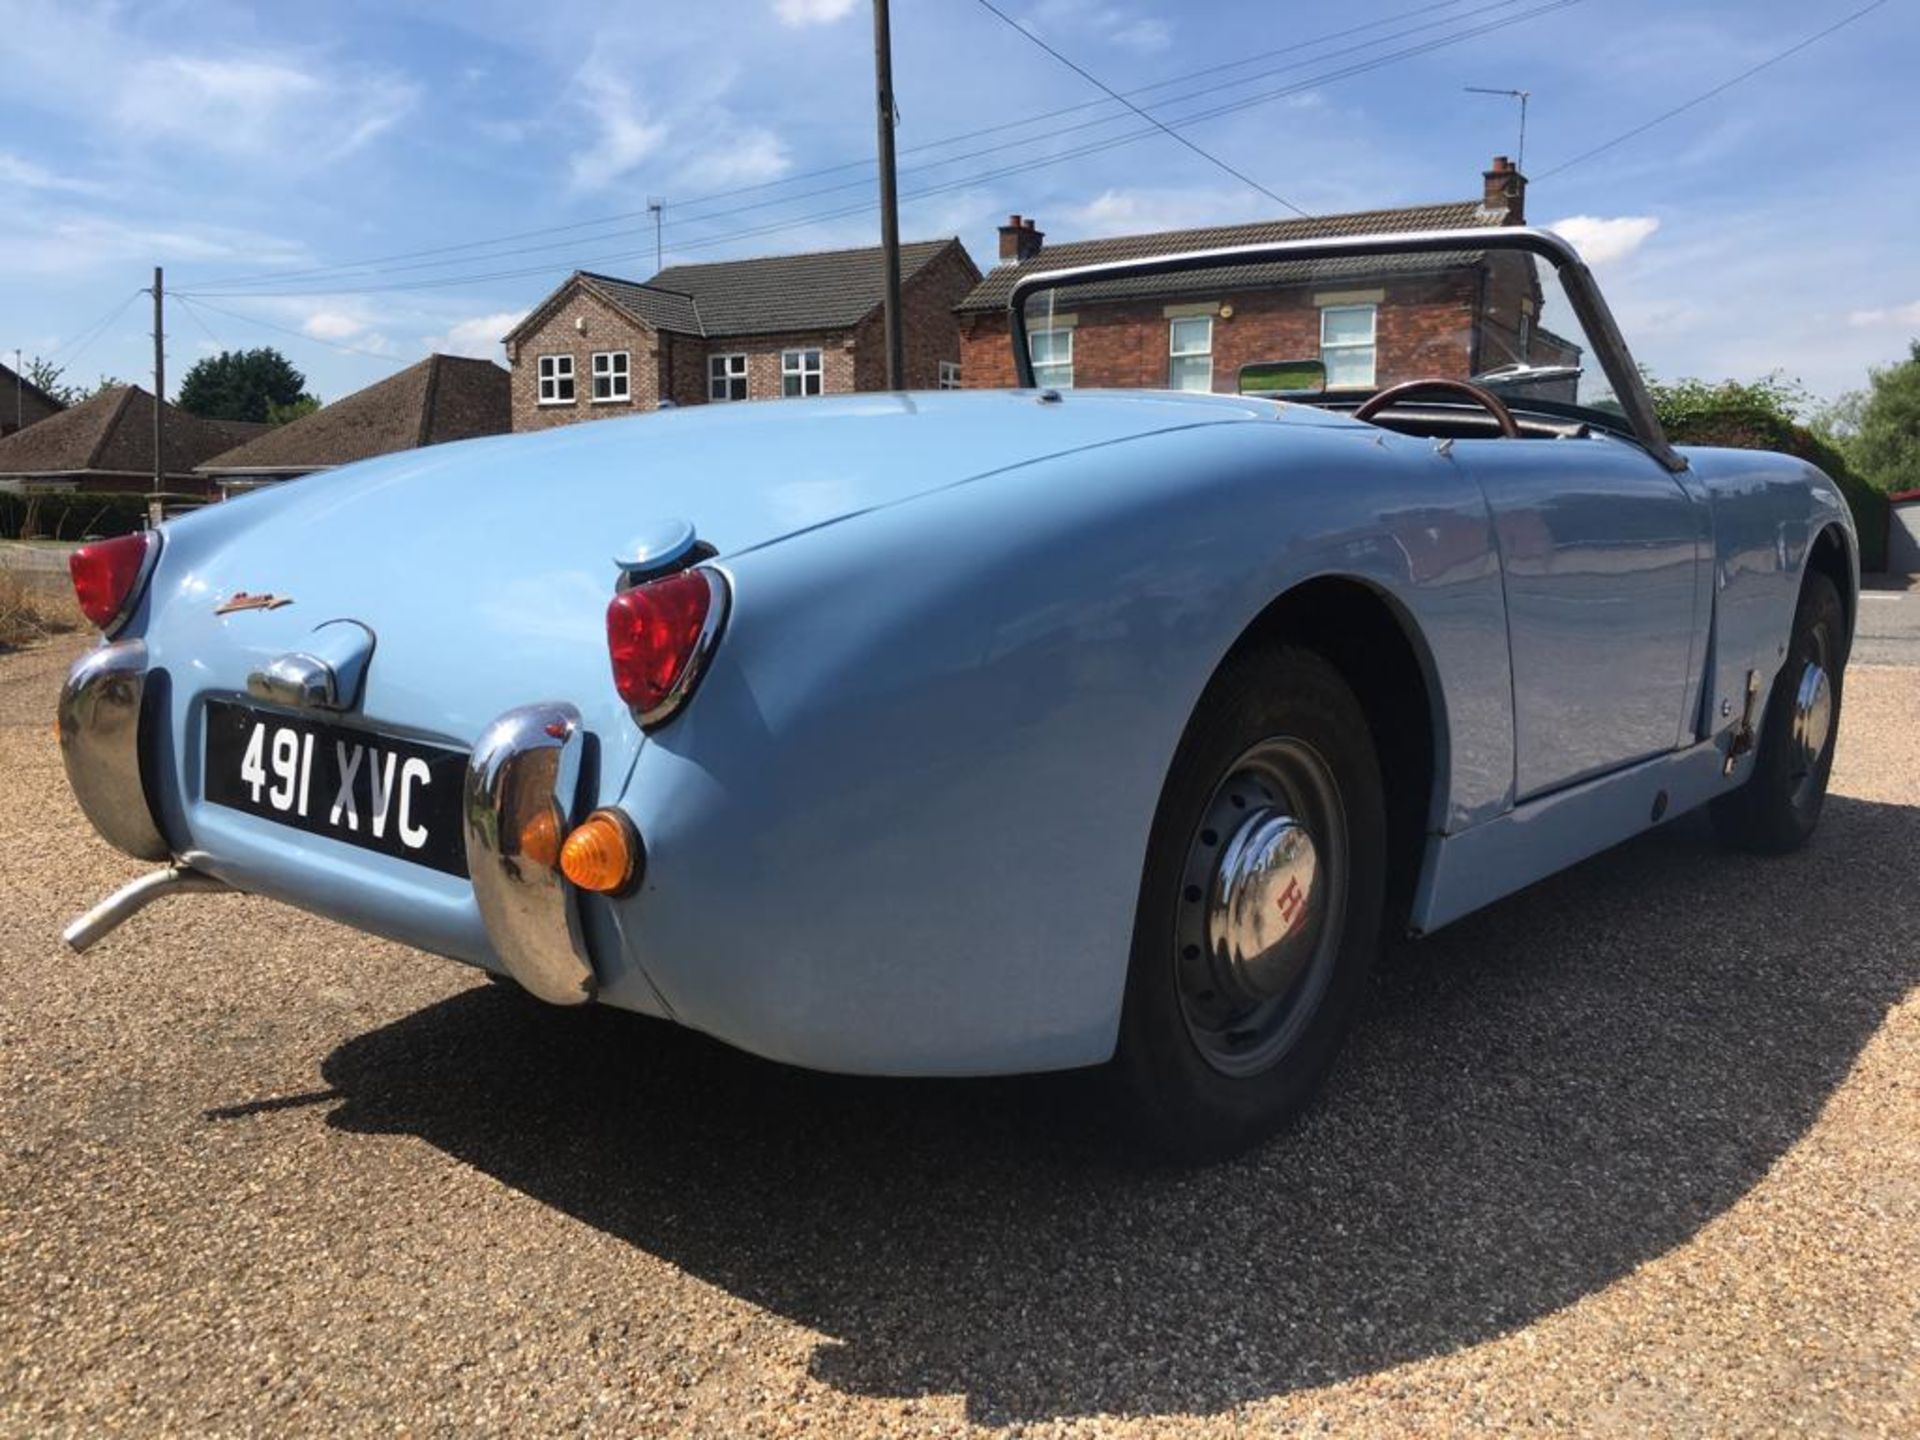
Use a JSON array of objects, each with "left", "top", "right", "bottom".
[
  {"left": 773, "top": 0, "right": 857, "bottom": 26},
  {"left": 424, "top": 311, "right": 528, "bottom": 360},
  {"left": 303, "top": 311, "right": 368, "bottom": 342},
  {"left": 0, "top": 151, "right": 104, "bottom": 196},
  {"left": 1848, "top": 301, "right": 1920, "bottom": 329},
  {"left": 5, "top": 2, "right": 418, "bottom": 168},
  {"left": 1107, "top": 17, "right": 1171, "bottom": 53},
  {"left": 0, "top": 208, "right": 309, "bottom": 278},
  {"left": 677, "top": 128, "right": 791, "bottom": 189},
  {"left": 1022, "top": 0, "right": 1173, "bottom": 54},
  {"left": 1547, "top": 215, "right": 1662, "bottom": 267},
  {"left": 1058, "top": 185, "right": 1277, "bottom": 239},
  {"left": 567, "top": 62, "right": 670, "bottom": 192}
]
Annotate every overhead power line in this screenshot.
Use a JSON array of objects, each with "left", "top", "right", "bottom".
[
  {"left": 180, "top": 0, "right": 1577, "bottom": 302},
  {"left": 1534, "top": 0, "right": 1891, "bottom": 181},
  {"left": 172, "top": 294, "right": 228, "bottom": 355},
  {"left": 969, "top": 0, "right": 1310, "bottom": 216},
  {"left": 40, "top": 289, "right": 144, "bottom": 367},
  {"left": 185, "top": 0, "right": 1528, "bottom": 292}
]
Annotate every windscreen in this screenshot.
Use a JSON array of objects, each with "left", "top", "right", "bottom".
[{"left": 1015, "top": 240, "right": 1624, "bottom": 426}]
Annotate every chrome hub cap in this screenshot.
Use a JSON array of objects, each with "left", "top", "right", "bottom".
[
  {"left": 1786, "top": 613, "right": 1837, "bottom": 814},
  {"left": 1174, "top": 737, "right": 1347, "bottom": 1078},
  {"left": 1207, "top": 813, "right": 1324, "bottom": 1006},
  {"left": 1790, "top": 661, "right": 1832, "bottom": 777}
]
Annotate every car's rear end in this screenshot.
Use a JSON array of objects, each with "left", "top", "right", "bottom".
[
  {"left": 56, "top": 431, "right": 669, "bottom": 1011},
  {"left": 56, "top": 391, "right": 1297, "bottom": 1038}
]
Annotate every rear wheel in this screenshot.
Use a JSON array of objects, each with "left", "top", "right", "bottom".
[
  {"left": 1115, "top": 646, "right": 1387, "bottom": 1160},
  {"left": 1710, "top": 571, "right": 1845, "bottom": 854}
]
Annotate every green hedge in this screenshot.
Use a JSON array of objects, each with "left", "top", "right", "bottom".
[
  {"left": 0, "top": 492, "right": 153, "bottom": 541},
  {"left": 1651, "top": 379, "right": 1889, "bottom": 572}
]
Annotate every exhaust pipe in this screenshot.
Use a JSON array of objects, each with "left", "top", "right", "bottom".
[{"left": 63, "top": 862, "right": 231, "bottom": 954}]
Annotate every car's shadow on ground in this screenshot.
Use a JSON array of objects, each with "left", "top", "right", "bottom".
[{"left": 317, "top": 796, "right": 1918, "bottom": 1425}]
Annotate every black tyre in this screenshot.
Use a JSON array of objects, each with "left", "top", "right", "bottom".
[
  {"left": 1710, "top": 570, "right": 1845, "bottom": 854},
  {"left": 1115, "top": 645, "right": 1387, "bottom": 1160}
]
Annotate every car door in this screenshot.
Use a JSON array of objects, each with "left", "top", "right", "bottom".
[{"left": 1449, "top": 434, "right": 1711, "bottom": 801}]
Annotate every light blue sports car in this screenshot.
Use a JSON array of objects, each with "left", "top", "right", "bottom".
[{"left": 58, "top": 229, "right": 1855, "bottom": 1157}]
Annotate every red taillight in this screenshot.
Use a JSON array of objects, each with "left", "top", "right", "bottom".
[
  {"left": 69, "top": 532, "right": 155, "bottom": 631},
  {"left": 606, "top": 568, "right": 724, "bottom": 724}
]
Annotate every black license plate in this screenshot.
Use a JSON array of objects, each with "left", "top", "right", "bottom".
[{"left": 204, "top": 700, "right": 469, "bottom": 877}]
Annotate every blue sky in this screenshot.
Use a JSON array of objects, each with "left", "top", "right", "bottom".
[{"left": 4, "top": 0, "right": 1915, "bottom": 406}]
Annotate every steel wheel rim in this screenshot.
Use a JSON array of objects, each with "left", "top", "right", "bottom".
[
  {"left": 1788, "top": 621, "right": 1835, "bottom": 813},
  {"left": 1173, "top": 737, "right": 1348, "bottom": 1078}
]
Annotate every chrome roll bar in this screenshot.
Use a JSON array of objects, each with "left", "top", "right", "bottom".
[{"left": 1005, "top": 225, "right": 1685, "bottom": 473}]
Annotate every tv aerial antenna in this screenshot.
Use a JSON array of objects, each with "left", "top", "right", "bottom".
[{"left": 1466, "top": 86, "right": 1530, "bottom": 172}]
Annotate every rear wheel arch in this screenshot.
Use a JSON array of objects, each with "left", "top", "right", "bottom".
[
  {"left": 1806, "top": 522, "right": 1855, "bottom": 657},
  {"left": 1200, "top": 575, "right": 1447, "bottom": 937}
]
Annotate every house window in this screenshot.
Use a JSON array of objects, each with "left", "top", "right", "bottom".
[
  {"left": 1031, "top": 327, "right": 1073, "bottom": 389},
  {"left": 537, "top": 354, "right": 575, "bottom": 404},
  {"left": 1168, "top": 316, "right": 1213, "bottom": 392},
  {"left": 1320, "top": 305, "right": 1377, "bottom": 389},
  {"left": 591, "top": 350, "right": 630, "bottom": 403},
  {"left": 938, "top": 360, "right": 962, "bottom": 390},
  {"left": 709, "top": 353, "right": 748, "bottom": 402},
  {"left": 781, "top": 348, "right": 824, "bottom": 398}
]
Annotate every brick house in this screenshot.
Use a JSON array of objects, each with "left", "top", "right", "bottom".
[
  {"left": 954, "top": 158, "right": 1578, "bottom": 396},
  {"left": 196, "top": 354, "right": 509, "bottom": 495},
  {"left": 0, "top": 385, "right": 263, "bottom": 495},
  {"left": 503, "top": 238, "right": 980, "bottom": 430},
  {"left": 1, "top": 358, "right": 66, "bottom": 437}
]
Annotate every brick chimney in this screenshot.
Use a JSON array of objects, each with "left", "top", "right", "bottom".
[
  {"left": 1483, "top": 155, "right": 1526, "bottom": 224},
  {"left": 998, "top": 213, "right": 1044, "bottom": 262}
]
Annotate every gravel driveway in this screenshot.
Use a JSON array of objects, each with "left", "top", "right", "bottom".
[{"left": 2, "top": 637, "right": 1915, "bottom": 1437}]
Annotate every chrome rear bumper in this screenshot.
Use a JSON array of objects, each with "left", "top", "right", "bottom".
[{"left": 59, "top": 642, "right": 602, "bottom": 1000}]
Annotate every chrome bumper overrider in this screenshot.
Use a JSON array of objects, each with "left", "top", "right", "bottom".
[
  {"left": 58, "top": 639, "right": 170, "bottom": 861},
  {"left": 463, "top": 702, "right": 600, "bottom": 1006}
]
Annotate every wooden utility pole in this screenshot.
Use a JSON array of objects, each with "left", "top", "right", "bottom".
[
  {"left": 872, "top": 0, "right": 905, "bottom": 390},
  {"left": 150, "top": 266, "right": 165, "bottom": 523}
]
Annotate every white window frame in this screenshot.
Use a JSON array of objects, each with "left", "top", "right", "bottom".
[
  {"left": 590, "top": 350, "right": 630, "bottom": 403},
  {"left": 937, "top": 360, "right": 962, "bottom": 390},
  {"left": 536, "top": 353, "right": 575, "bottom": 405},
  {"left": 1168, "top": 316, "right": 1213, "bottom": 393},
  {"left": 781, "top": 348, "right": 824, "bottom": 398},
  {"left": 1319, "top": 304, "right": 1378, "bottom": 390},
  {"left": 708, "top": 353, "right": 748, "bottom": 402},
  {"left": 1031, "top": 326, "right": 1074, "bottom": 389}
]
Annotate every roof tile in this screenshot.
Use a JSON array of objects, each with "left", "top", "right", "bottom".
[
  {"left": 0, "top": 386, "right": 265, "bottom": 480},
  {"left": 581, "top": 238, "right": 965, "bottom": 337},
  {"left": 196, "top": 355, "right": 509, "bottom": 474}
]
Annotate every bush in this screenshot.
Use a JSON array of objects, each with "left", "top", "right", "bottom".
[
  {"left": 1649, "top": 375, "right": 1889, "bottom": 572},
  {"left": 0, "top": 491, "right": 152, "bottom": 541},
  {"left": 0, "top": 570, "right": 82, "bottom": 651}
]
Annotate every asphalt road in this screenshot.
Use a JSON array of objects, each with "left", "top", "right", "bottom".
[
  {"left": 1857, "top": 579, "right": 1920, "bottom": 667},
  {"left": 2, "top": 636, "right": 1915, "bottom": 1436}
]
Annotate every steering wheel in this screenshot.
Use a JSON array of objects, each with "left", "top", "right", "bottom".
[{"left": 1352, "top": 378, "right": 1521, "bottom": 439}]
